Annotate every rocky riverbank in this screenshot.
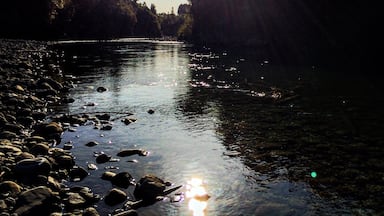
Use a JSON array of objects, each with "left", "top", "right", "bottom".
[
  {"left": 1, "top": 39, "right": 180, "bottom": 216},
  {"left": 0, "top": 39, "right": 87, "bottom": 215}
]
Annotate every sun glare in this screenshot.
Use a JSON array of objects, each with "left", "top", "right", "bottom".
[{"left": 186, "top": 178, "right": 210, "bottom": 216}]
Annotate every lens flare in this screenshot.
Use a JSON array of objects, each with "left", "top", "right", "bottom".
[
  {"left": 186, "top": 178, "right": 210, "bottom": 216},
  {"left": 311, "top": 171, "right": 317, "bottom": 178}
]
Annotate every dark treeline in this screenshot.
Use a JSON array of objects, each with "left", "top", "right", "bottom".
[
  {"left": 0, "top": 0, "right": 381, "bottom": 66},
  {"left": 0, "top": 0, "right": 165, "bottom": 39},
  {"left": 190, "top": 0, "right": 382, "bottom": 65}
]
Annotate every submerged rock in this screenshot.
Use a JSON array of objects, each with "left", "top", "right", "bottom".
[
  {"left": 86, "top": 141, "right": 99, "bottom": 147},
  {"left": 100, "top": 124, "right": 113, "bottom": 131},
  {"left": 96, "top": 87, "right": 107, "bottom": 92},
  {"left": 117, "top": 149, "right": 148, "bottom": 157},
  {"left": 96, "top": 153, "right": 111, "bottom": 164},
  {"left": 122, "top": 118, "right": 137, "bottom": 125},
  {"left": 96, "top": 113, "right": 110, "bottom": 121}
]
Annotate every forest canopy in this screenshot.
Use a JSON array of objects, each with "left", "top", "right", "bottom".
[{"left": 0, "top": 0, "right": 162, "bottom": 39}]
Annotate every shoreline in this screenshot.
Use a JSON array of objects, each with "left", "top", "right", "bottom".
[
  {"left": 0, "top": 39, "right": 105, "bottom": 215},
  {"left": 0, "top": 39, "right": 176, "bottom": 216}
]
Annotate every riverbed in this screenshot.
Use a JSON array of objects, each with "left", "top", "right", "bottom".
[{"left": 52, "top": 39, "right": 383, "bottom": 215}]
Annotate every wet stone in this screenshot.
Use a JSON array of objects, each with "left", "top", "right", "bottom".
[
  {"left": 104, "top": 188, "right": 127, "bottom": 206},
  {"left": 52, "top": 153, "right": 75, "bottom": 169},
  {"left": 0, "top": 131, "right": 17, "bottom": 140},
  {"left": 96, "top": 153, "right": 111, "bottom": 164},
  {"left": 47, "top": 176, "right": 62, "bottom": 191},
  {"left": 69, "top": 166, "right": 89, "bottom": 181},
  {"left": 96, "top": 86, "right": 107, "bottom": 92},
  {"left": 87, "top": 163, "right": 98, "bottom": 170},
  {"left": 111, "top": 172, "right": 135, "bottom": 189},
  {"left": 100, "top": 124, "right": 113, "bottom": 131},
  {"left": 122, "top": 118, "right": 137, "bottom": 125},
  {"left": 32, "top": 122, "right": 63, "bottom": 142},
  {"left": 101, "top": 171, "right": 116, "bottom": 181},
  {"left": 86, "top": 141, "right": 99, "bottom": 147},
  {"left": 134, "top": 174, "right": 168, "bottom": 202},
  {"left": 69, "top": 186, "right": 100, "bottom": 204},
  {"left": 0, "top": 199, "right": 7, "bottom": 211},
  {"left": 0, "top": 143, "right": 22, "bottom": 156},
  {"left": 15, "top": 152, "right": 35, "bottom": 162},
  {"left": 65, "top": 192, "right": 86, "bottom": 209},
  {"left": 83, "top": 207, "right": 100, "bottom": 216},
  {"left": 29, "top": 143, "right": 50, "bottom": 156},
  {"left": 117, "top": 149, "right": 148, "bottom": 157},
  {"left": 96, "top": 113, "right": 110, "bottom": 121},
  {"left": 63, "top": 143, "right": 73, "bottom": 150}
]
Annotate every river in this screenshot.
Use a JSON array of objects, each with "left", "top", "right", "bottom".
[{"left": 52, "top": 39, "right": 383, "bottom": 215}]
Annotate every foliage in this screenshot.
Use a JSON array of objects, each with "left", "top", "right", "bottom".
[
  {"left": 0, "top": 0, "right": 161, "bottom": 39},
  {"left": 134, "top": 4, "right": 161, "bottom": 37},
  {"left": 158, "top": 4, "right": 193, "bottom": 40},
  {"left": 0, "top": 0, "right": 66, "bottom": 39}
]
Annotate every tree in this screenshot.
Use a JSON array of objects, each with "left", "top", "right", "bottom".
[
  {"left": 177, "top": 4, "right": 191, "bottom": 15},
  {"left": 150, "top": 3, "right": 157, "bottom": 14}
]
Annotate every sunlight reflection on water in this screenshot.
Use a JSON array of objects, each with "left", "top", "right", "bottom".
[
  {"left": 53, "top": 40, "right": 367, "bottom": 215},
  {"left": 186, "top": 178, "right": 210, "bottom": 216}
]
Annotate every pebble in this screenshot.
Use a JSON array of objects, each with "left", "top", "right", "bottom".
[
  {"left": 86, "top": 141, "right": 99, "bottom": 147},
  {"left": 87, "top": 163, "right": 98, "bottom": 170},
  {"left": 96, "top": 87, "right": 107, "bottom": 92},
  {"left": 96, "top": 153, "right": 112, "bottom": 164},
  {"left": 69, "top": 166, "right": 89, "bottom": 181},
  {"left": 111, "top": 172, "right": 135, "bottom": 188}
]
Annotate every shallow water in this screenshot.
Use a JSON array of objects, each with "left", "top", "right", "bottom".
[{"left": 53, "top": 39, "right": 383, "bottom": 215}]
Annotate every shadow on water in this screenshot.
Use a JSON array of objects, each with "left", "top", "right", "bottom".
[
  {"left": 179, "top": 46, "right": 384, "bottom": 213},
  {"left": 53, "top": 40, "right": 383, "bottom": 215}
]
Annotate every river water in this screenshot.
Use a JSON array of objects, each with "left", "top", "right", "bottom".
[{"left": 52, "top": 39, "right": 383, "bottom": 215}]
